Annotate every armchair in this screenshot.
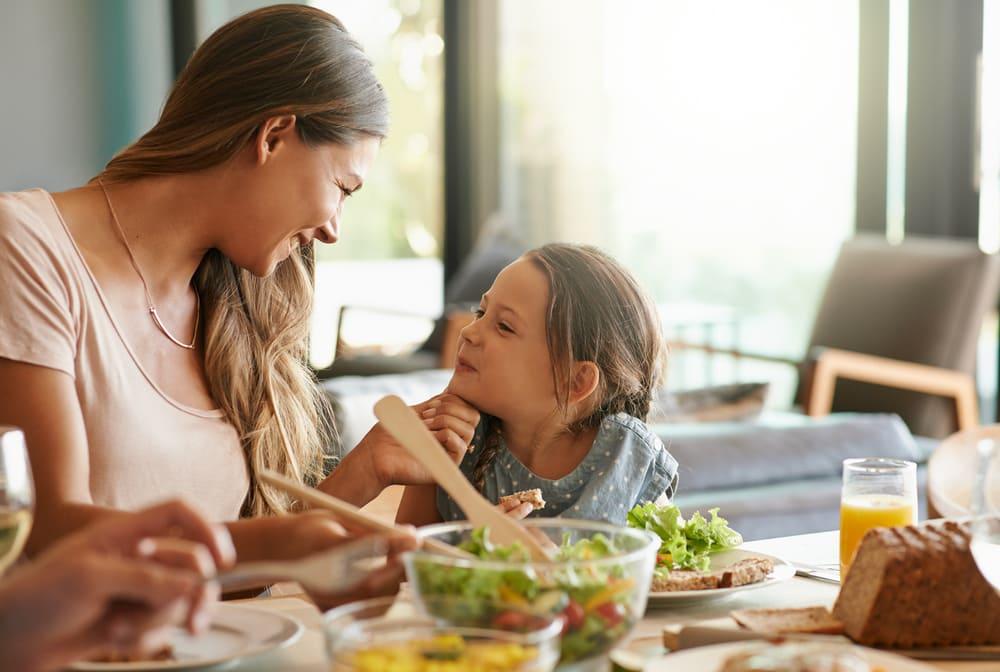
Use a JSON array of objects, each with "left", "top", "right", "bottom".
[{"left": 671, "top": 234, "right": 1000, "bottom": 439}]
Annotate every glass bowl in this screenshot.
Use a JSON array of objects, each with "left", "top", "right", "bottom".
[
  {"left": 403, "top": 519, "right": 658, "bottom": 665},
  {"left": 324, "top": 596, "right": 562, "bottom": 672}
]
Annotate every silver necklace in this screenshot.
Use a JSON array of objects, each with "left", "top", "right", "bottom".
[{"left": 98, "top": 180, "right": 200, "bottom": 350}]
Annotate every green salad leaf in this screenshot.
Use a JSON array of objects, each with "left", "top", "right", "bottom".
[{"left": 626, "top": 502, "right": 742, "bottom": 572}]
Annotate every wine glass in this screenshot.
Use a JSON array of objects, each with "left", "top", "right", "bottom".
[
  {"left": 970, "top": 438, "right": 1000, "bottom": 592},
  {"left": 0, "top": 427, "right": 33, "bottom": 574}
]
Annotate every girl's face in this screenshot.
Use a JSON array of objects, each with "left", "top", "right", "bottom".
[
  {"left": 221, "top": 116, "right": 380, "bottom": 277},
  {"left": 448, "top": 257, "right": 559, "bottom": 423}
]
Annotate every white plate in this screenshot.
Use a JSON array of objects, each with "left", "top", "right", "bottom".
[
  {"left": 646, "top": 549, "right": 795, "bottom": 606},
  {"left": 72, "top": 603, "right": 303, "bottom": 671},
  {"left": 645, "top": 641, "right": 939, "bottom": 672}
]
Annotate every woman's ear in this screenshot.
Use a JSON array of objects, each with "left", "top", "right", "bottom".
[
  {"left": 568, "top": 361, "right": 601, "bottom": 406},
  {"left": 254, "top": 114, "right": 298, "bottom": 165}
]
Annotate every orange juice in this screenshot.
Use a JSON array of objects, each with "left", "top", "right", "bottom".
[{"left": 840, "top": 494, "right": 915, "bottom": 575}]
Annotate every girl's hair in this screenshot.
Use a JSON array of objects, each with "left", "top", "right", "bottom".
[
  {"left": 472, "top": 243, "right": 665, "bottom": 490},
  {"left": 95, "top": 5, "right": 389, "bottom": 516}
]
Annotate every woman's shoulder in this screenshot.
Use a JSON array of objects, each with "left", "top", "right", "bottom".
[{"left": 0, "top": 189, "right": 66, "bottom": 250}]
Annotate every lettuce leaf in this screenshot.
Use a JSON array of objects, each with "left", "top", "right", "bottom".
[{"left": 626, "top": 502, "right": 742, "bottom": 572}]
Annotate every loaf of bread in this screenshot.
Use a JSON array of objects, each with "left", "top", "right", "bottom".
[{"left": 832, "top": 520, "right": 1000, "bottom": 648}]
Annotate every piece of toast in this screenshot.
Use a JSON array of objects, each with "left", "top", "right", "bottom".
[
  {"left": 731, "top": 607, "right": 845, "bottom": 635},
  {"left": 499, "top": 488, "right": 546, "bottom": 510},
  {"left": 652, "top": 557, "right": 775, "bottom": 592}
]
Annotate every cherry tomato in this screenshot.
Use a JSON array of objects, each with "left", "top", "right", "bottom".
[
  {"left": 492, "top": 610, "right": 530, "bottom": 631},
  {"left": 595, "top": 602, "right": 625, "bottom": 627},
  {"left": 562, "top": 600, "right": 585, "bottom": 630}
]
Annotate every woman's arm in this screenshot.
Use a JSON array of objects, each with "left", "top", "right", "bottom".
[
  {"left": 0, "top": 358, "right": 331, "bottom": 565},
  {"left": 0, "top": 359, "right": 124, "bottom": 556}
]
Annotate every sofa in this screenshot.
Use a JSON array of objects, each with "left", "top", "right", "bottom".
[{"left": 322, "top": 370, "right": 932, "bottom": 541}]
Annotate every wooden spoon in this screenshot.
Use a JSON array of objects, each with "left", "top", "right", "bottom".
[
  {"left": 258, "top": 469, "right": 472, "bottom": 559},
  {"left": 373, "top": 395, "right": 553, "bottom": 561}
]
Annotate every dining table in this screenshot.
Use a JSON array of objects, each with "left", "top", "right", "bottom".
[{"left": 222, "top": 524, "right": 998, "bottom": 671}]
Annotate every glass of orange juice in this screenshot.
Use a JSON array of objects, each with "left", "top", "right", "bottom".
[{"left": 840, "top": 458, "right": 917, "bottom": 577}]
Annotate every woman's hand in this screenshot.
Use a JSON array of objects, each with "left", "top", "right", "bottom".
[
  {"left": 0, "top": 499, "right": 235, "bottom": 672},
  {"left": 265, "top": 510, "right": 417, "bottom": 611},
  {"left": 360, "top": 393, "right": 480, "bottom": 487}
]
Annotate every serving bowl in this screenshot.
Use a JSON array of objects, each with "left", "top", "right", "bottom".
[{"left": 404, "top": 519, "right": 658, "bottom": 665}]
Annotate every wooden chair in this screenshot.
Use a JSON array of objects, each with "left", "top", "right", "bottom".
[{"left": 672, "top": 234, "right": 1000, "bottom": 439}]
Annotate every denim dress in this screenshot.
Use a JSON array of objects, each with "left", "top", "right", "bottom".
[{"left": 436, "top": 413, "right": 679, "bottom": 526}]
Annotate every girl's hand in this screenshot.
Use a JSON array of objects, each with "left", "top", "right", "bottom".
[
  {"left": 359, "top": 392, "right": 480, "bottom": 487},
  {"left": 496, "top": 498, "right": 533, "bottom": 520}
]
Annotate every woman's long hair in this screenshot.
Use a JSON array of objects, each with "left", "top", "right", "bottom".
[{"left": 96, "top": 5, "right": 389, "bottom": 516}]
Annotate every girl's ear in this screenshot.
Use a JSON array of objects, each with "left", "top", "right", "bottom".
[{"left": 569, "top": 361, "right": 601, "bottom": 406}]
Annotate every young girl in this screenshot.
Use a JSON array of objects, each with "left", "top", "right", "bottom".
[{"left": 397, "top": 243, "right": 678, "bottom": 527}]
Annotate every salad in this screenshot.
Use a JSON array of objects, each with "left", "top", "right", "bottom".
[
  {"left": 409, "top": 528, "right": 642, "bottom": 663},
  {"left": 626, "top": 502, "right": 743, "bottom": 582}
]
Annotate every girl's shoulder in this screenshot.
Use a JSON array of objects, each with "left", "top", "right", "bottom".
[{"left": 595, "top": 412, "right": 665, "bottom": 458}]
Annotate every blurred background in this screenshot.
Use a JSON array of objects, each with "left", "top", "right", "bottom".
[{"left": 2, "top": 0, "right": 999, "bottom": 420}]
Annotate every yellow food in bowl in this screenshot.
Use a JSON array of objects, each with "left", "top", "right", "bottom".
[{"left": 345, "top": 634, "right": 539, "bottom": 672}]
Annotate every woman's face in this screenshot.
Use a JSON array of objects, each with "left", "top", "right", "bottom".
[
  {"left": 223, "top": 118, "right": 380, "bottom": 276},
  {"left": 448, "top": 257, "right": 559, "bottom": 423}
]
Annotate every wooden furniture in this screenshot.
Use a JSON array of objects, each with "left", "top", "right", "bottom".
[
  {"left": 672, "top": 234, "right": 1000, "bottom": 439},
  {"left": 804, "top": 347, "right": 979, "bottom": 433}
]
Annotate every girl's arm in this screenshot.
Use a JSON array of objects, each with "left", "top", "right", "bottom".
[
  {"left": 395, "top": 485, "right": 442, "bottom": 526},
  {"left": 329, "top": 392, "right": 480, "bottom": 511}
]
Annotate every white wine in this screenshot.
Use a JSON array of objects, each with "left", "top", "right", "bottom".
[{"left": 0, "top": 508, "right": 32, "bottom": 574}]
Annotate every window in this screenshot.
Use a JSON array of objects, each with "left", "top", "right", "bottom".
[
  {"left": 308, "top": 0, "right": 445, "bottom": 367},
  {"left": 497, "top": 0, "right": 859, "bottom": 402}
]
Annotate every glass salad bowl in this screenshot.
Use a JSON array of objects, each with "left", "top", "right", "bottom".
[{"left": 403, "top": 519, "right": 658, "bottom": 666}]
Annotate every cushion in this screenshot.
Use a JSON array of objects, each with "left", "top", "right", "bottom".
[
  {"left": 655, "top": 412, "right": 926, "bottom": 493},
  {"left": 649, "top": 382, "right": 768, "bottom": 423}
]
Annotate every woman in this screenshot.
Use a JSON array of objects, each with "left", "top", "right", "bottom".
[{"left": 0, "top": 4, "right": 478, "bottom": 582}]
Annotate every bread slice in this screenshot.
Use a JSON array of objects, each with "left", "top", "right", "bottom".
[
  {"left": 652, "top": 557, "right": 775, "bottom": 592},
  {"left": 499, "top": 489, "right": 546, "bottom": 510},
  {"left": 718, "top": 557, "right": 775, "bottom": 588},
  {"left": 731, "top": 607, "right": 845, "bottom": 635},
  {"left": 652, "top": 570, "right": 720, "bottom": 592}
]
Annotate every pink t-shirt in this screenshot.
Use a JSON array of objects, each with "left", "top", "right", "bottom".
[{"left": 0, "top": 189, "right": 248, "bottom": 521}]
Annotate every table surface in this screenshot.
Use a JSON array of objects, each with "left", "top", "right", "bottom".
[{"left": 223, "top": 528, "right": 997, "bottom": 671}]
